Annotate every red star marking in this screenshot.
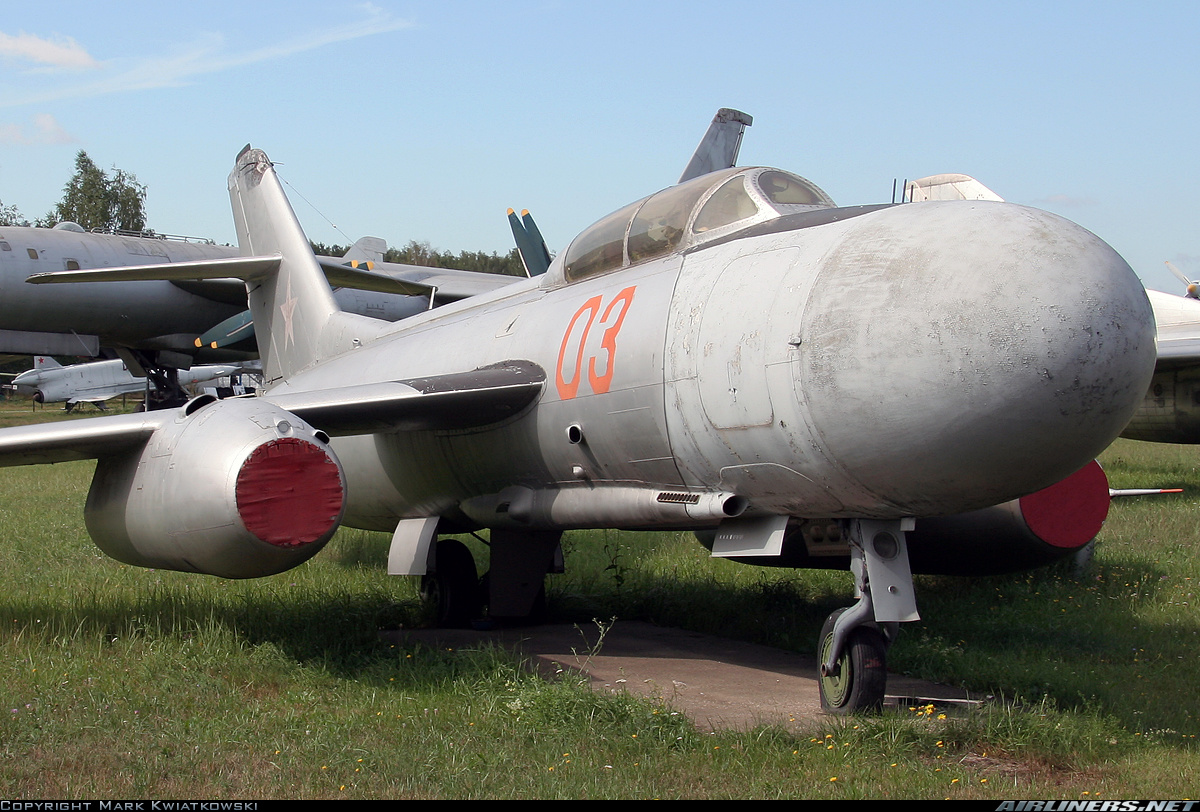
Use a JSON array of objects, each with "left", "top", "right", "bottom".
[{"left": 279, "top": 277, "right": 299, "bottom": 348}]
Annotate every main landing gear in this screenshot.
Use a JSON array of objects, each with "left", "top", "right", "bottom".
[
  {"left": 420, "top": 529, "right": 562, "bottom": 628},
  {"left": 420, "top": 538, "right": 481, "bottom": 627},
  {"left": 817, "top": 519, "right": 919, "bottom": 714},
  {"left": 118, "top": 349, "right": 193, "bottom": 411}
]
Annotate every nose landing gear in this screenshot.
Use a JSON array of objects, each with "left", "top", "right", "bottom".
[{"left": 817, "top": 518, "right": 918, "bottom": 714}]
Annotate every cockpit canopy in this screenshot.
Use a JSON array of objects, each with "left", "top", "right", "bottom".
[{"left": 560, "top": 167, "right": 834, "bottom": 283}]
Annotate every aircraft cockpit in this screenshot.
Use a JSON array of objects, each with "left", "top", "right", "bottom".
[{"left": 555, "top": 167, "right": 835, "bottom": 284}]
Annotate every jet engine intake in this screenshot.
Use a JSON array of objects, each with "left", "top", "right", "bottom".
[{"left": 83, "top": 397, "right": 346, "bottom": 578}]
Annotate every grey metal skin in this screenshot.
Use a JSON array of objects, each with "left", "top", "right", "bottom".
[
  {"left": 289, "top": 191, "right": 1153, "bottom": 529},
  {"left": 0, "top": 225, "right": 515, "bottom": 360},
  {"left": 0, "top": 141, "right": 1158, "bottom": 713},
  {"left": 904, "top": 175, "right": 1200, "bottom": 449}
]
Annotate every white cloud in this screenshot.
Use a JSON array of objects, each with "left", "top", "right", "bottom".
[
  {"left": 0, "top": 9, "right": 413, "bottom": 109},
  {"left": 0, "top": 113, "right": 77, "bottom": 145},
  {"left": 0, "top": 31, "right": 100, "bottom": 70}
]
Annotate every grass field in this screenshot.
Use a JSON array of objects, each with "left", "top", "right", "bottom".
[{"left": 0, "top": 398, "right": 1196, "bottom": 799}]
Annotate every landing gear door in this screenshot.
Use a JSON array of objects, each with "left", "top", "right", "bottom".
[{"left": 387, "top": 516, "right": 439, "bottom": 575}]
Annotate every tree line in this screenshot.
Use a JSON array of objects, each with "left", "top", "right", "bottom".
[{"left": 311, "top": 239, "right": 526, "bottom": 277}]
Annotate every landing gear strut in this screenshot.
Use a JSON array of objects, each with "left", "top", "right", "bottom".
[
  {"left": 142, "top": 365, "right": 189, "bottom": 410},
  {"left": 817, "top": 518, "right": 918, "bottom": 714}
]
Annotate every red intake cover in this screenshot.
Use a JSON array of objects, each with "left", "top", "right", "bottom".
[
  {"left": 1018, "top": 460, "right": 1110, "bottom": 549},
  {"left": 235, "top": 438, "right": 344, "bottom": 548}
]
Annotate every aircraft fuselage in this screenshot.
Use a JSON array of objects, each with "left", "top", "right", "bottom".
[
  {"left": 271, "top": 198, "right": 1155, "bottom": 532},
  {"left": 0, "top": 226, "right": 431, "bottom": 358}
]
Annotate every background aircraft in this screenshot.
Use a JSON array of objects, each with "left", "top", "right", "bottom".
[
  {"left": 4, "top": 355, "right": 248, "bottom": 410},
  {"left": 0, "top": 224, "right": 521, "bottom": 405},
  {"left": 0, "top": 123, "right": 1157, "bottom": 714}
]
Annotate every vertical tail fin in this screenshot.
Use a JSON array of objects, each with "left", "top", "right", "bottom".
[
  {"left": 678, "top": 108, "right": 752, "bottom": 184},
  {"left": 226, "top": 146, "right": 385, "bottom": 384},
  {"left": 33, "top": 356, "right": 63, "bottom": 370},
  {"left": 341, "top": 236, "right": 387, "bottom": 266}
]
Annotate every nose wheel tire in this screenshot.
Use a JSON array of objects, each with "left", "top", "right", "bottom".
[{"left": 818, "top": 608, "right": 888, "bottom": 714}]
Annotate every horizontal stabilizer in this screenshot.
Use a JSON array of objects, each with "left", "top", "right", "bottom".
[
  {"left": 27, "top": 255, "right": 282, "bottom": 285},
  {"left": 369, "top": 262, "right": 522, "bottom": 303},
  {"left": 28, "top": 256, "right": 435, "bottom": 299},
  {"left": 316, "top": 259, "right": 435, "bottom": 298},
  {"left": 25, "top": 253, "right": 513, "bottom": 307},
  {"left": 271, "top": 360, "right": 546, "bottom": 435},
  {"left": 0, "top": 411, "right": 167, "bottom": 468}
]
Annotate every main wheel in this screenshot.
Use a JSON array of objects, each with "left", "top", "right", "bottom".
[
  {"left": 420, "top": 539, "right": 480, "bottom": 628},
  {"left": 818, "top": 608, "right": 888, "bottom": 714}
]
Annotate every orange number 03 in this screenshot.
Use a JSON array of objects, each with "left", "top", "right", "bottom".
[{"left": 555, "top": 286, "right": 636, "bottom": 400}]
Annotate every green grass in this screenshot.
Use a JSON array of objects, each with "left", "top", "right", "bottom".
[{"left": 0, "top": 396, "right": 1196, "bottom": 798}]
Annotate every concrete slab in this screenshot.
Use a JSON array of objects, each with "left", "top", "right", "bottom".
[{"left": 382, "top": 621, "right": 980, "bottom": 732}]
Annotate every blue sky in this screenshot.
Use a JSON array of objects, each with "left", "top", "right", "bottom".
[{"left": 1, "top": 1, "right": 1196, "bottom": 293}]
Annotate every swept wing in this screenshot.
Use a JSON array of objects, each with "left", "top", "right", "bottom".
[{"left": 0, "top": 362, "right": 544, "bottom": 466}]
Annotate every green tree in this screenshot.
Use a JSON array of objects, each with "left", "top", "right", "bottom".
[
  {"left": 41, "top": 151, "right": 148, "bottom": 232},
  {"left": 385, "top": 239, "right": 525, "bottom": 276},
  {"left": 309, "top": 241, "right": 350, "bottom": 257},
  {"left": 0, "top": 201, "right": 26, "bottom": 226}
]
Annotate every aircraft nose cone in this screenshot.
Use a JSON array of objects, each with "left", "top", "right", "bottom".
[{"left": 799, "top": 201, "right": 1156, "bottom": 515}]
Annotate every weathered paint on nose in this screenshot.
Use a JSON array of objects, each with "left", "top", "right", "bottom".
[{"left": 798, "top": 201, "right": 1156, "bottom": 516}]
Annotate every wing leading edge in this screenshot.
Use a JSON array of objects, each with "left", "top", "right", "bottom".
[
  {"left": 0, "top": 361, "right": 546, "bottom": 467},
  {"left": 272, "top": 360, "right": 545, "bottom": 435},
  {"left": 0, "top": 411, "right": 168, "bottom": 467}
]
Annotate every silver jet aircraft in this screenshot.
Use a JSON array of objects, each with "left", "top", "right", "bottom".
[
  {"left": 5, "top": 355, "right": 245, "bottom": 410},
  {"left": 0, "top": 135, "right": 1156, "bottom": 713}
]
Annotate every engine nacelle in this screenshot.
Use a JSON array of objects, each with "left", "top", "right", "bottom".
[
  {"left": 84, "top": 397, "right": 346, "bottom": 578},
  {"left": 705, "top": 461, "right": 1110, "bottom": 576},
  {"left": 902, "top": 461, "right": 1109, "bottom": 575}
]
